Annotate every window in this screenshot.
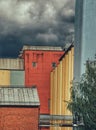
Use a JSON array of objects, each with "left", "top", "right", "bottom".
[
  {"left": 52, "top": 62, "right": 56, "bottom": 68},
  {"left": 32, "top": 62, "right": 37, "bottom": 67},
  {"left": 48, "top": 99, "right": 50, "bottom": 110}
]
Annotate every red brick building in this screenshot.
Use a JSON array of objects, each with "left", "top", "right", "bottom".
[
  {"left": 0, "top": 87, "right": 40, "bottom": 130},
  {"left": 20, "top": 45, "right": 64, "bottom": 114}
]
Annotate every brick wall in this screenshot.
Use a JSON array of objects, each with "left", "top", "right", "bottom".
[
  {"left": 24, "top": 50, "right": 64, "bottom": 114},
  {"left": 0, "top": 107, "right": 39, "bottom": 130}
]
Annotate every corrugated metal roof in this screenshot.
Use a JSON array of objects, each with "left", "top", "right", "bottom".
[
  {"left": 0, "top": 58, "right": 24, "bottom": 70},
  {"left": 0, "top": 87, "right": 40, "bottom": 106}
]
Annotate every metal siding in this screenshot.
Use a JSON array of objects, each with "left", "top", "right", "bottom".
[
  {"left": 0, "top": 59, "right": 24, "bottom": 70},
  {"left": 62, "top": 58, "right": 66, "bottom": 116},
  {"left": 0, "top": 70, "right": 10, "bottom": 86},
  {"left": 50, "top": 47, "right": 74, "bottom": 130},
  {"left": 53, "top": 68, "right": 58, "bottom": 130},
  {"left": 68, "top": 51, "right": 72, "bottom": 115},
  {"left": 57, "top": 63, "right": 62, "bottom": 130},
  {"left": 50, "top": 72, "right": 53, "bottom": 115},
  {"left": 50, "top": 71, "right": 54, "bottom": 130},
  {"left": 54, "top": 68, "right": 58, "bottom": 115},
  {"left": 10, "top": 71, "right": 25, "bottom": 86},
  {"left": 71, "top": 48, "right": 74, "bottom": 84},
  {"left": 52, "top": 70, "right": 55, "bottom": 115}
]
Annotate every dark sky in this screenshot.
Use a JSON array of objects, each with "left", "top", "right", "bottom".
[{"left": 0, "top": 0, "right": 75, "bottom": 58}]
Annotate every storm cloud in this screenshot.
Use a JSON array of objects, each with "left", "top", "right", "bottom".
[{"left": 0, "top": 0, "right": 75, "bottom": 57}]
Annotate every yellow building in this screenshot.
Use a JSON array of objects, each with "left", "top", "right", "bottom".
[
  {"left": 0, "top": 70, "right": 10, "bottom": 86},
  {"left": 50, "top": 45, "right": 74, "bottom": 130}
]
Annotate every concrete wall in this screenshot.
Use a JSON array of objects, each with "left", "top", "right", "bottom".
[{"left": 75, "top": 0, "right": 96, "bottom": 81}]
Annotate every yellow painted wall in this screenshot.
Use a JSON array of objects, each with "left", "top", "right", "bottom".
[
  {"left": 50, "top": 46, "right": 74, "bottom": 130},
  {"left": 50, "top": 71, "right": 53, "bottom": 130},
  {"left": 0, "top": 70, "right": 10, "bottom": 86}
]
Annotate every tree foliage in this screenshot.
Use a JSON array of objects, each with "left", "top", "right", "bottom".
[{"left": 68, "top": 60, "right": 96, "bottom": 130}]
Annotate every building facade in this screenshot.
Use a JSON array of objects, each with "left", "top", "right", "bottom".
[
  {"left": 0, "top": 45, "right": 65, "bottom": 130},
  {"left": 50, "top": 45, "right": 74, "bottom": 130},
  {"left": 75, "top": 0, "right": 96, "bottom": 81},
  {"left": 0, "top": 87, "right": 40, "bottom": 130},
  {"left": 0, "top": 70, "right": 25, "bottom": 87},
  {"left": 0, "top": 45, "right": 64, "bottom": 115},
  {"left": 21, "top": 45, "right": 64, "bottom": 114}
]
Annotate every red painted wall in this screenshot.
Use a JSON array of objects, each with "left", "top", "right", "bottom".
[
  {"left": 23, "top": 50, "right": 64, "bottom": 114},
  {"left": 0, "top": 107, "right": 39, "bottom": 130}
]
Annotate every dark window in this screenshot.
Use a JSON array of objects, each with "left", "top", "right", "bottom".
[
  {"left": 48, "top": 99, "right": 50, "bottom": 110},
  {"left": 52, "top": 62, "right": 56, "bottom": 68},
  {"left": 32, "top": 62, "right": 37, "bottom": 67}
]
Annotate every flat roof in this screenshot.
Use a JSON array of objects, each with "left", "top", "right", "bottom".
[
  {"left": 21, "top": 45, "right": 63, "bottom": 51},
  {"left": 18, "top": 45, "right": 63, "bottom": 57},
  {"left": 0, "top": 87, "right": 40, "bottom": 106}
]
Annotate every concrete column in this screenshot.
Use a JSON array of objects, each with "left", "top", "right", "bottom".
[{"left": 75, "top": 0, "right": 96, "bottom": 81}]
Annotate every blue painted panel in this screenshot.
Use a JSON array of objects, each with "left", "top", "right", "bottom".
[{"left": 10, "top": 71, "right": 25, "bottom": 86}]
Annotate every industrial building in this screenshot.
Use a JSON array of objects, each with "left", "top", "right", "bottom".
[
  {"left": 0, "top": 45, "right": 74, "bottom": 130},
  {"left": 1, "top": 0, "right": 96, "bottom": 129},
  {"left": 0, "top": 70, "right": 25, "bottom": 87},
  {"left": 20, "top": 45, "right": 64, "bottom": 114},
  {"left": 50, "top": 45, "right": 74, "bottom": 130},
  {"left": 0, "top": 58, "right": 24, "bottom": 86},
  {"left": 0, "top": 87, "right": 40, "bottom": 130},
  {"left": 0, "top": 45, "right": 64, "bottom": 114}
]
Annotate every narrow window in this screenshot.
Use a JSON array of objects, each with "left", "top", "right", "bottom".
[
  {"left": 32, "top": 62, "right": 37, "bottom": 67},
  {"left": 48, "top": 99, "right": 50, "bottom": 110},
  {"left": 52, "top": 62, "right": 56, "bottom": 68}
]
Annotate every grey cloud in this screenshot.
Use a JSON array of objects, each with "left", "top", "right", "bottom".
[
  {"left": 0, "top": 0, "right": 75, "bottom": 57},
  {"left": 36, "top": 33, "right": 58, "bottom": 43}
]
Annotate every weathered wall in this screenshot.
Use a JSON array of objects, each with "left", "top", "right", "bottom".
[
  {"left": 24, "top": 50, "right": 64, "bottom": 114},
  {"left": 0, "top": 107, "right": 39, "bottom": 130}
]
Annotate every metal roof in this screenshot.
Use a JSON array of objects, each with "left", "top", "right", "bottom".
[
  {"left": 0, "top": 87, "right": 40, "bottom": 106},
  {"left": 21, "top": 45, "right": 63, "bottom": 51},
  {"left": 0, "top": 58, "right": 24, "bottom": 70}
]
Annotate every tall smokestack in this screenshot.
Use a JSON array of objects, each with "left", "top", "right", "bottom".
[{"left": 74, "top": 0, "right": 96, "bottom": 81}]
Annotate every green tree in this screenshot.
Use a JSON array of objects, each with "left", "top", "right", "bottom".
[{"left": 68, "top": 60, "right": 96, "bottom": 130}]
